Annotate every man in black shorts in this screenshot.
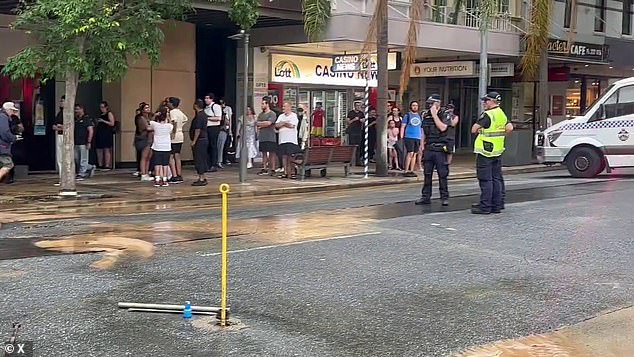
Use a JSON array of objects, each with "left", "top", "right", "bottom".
[
  {"left": 400, "top": 101, "right": 423, "bottom": 177},
  {"left": 256, "top": 97, "right": 278, "bottom": 175},
  {"left": 275, "top": 102, "right": 300, "bottom": 179},
  {"left": 346, "top": 102, "right": 365, "bottom": 165},
  {"left": 190, "top": 99, "right": 209, "bottom": 186}
]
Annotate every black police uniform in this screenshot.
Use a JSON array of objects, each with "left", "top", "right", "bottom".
[{"left": 418, "top": 105, "right": 451, "bottom": 205}]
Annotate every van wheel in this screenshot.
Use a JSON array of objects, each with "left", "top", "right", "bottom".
[{"left": 566, "top": 147, "right": 603, "bottom": 178}]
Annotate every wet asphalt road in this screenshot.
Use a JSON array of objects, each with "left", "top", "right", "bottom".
[{"left": 1, "top": 170, "right": 634, "bottom": 356}]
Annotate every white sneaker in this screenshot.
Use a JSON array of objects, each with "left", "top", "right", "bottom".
[
  {"left": 247, "top": 162, "right": 253, "bottom": 169},
  {"left": 141, "top": 174, "right": 152, "bottom": 181},
  {"left": 275, "top": 168, "right": 284, "bottom": 173},
  {"left": 132, "top": 171, "right": 140, "bottom": 177}
]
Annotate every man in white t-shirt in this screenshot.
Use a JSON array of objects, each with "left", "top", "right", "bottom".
[
  {"left": 167, "top": 97, "right": 188, "bottom": 183},
  {"left": 217, "top": 98, "right": 233, "bottom": 168},
  {"left": 204, "top": 93, "right": 223, "bottom": 172},
  {"left": 275, "top": 102, "right": 300, "bottom": 179}
]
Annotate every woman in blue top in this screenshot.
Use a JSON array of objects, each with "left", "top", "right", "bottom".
[{"left": 400, "top": 101, "right": 423, "bottom": 177}]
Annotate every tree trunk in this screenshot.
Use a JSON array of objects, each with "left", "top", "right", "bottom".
[
  {"left": 60, "top": 70, "right": 78, "bottom": 196},
  {"left": 375, "top": 0, "right": 389, "bottom": 177},
  {"left": 538, "top": 50, "right": 549, "bottom": 129}
]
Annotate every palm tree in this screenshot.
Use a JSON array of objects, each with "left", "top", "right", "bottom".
[
  {"left": 520, "top": 0, "right": 551, "bottom": 128},
  {"left": 520, "top": 0, "right": 578, "bottom": 128},
  {"left": 399, "top": 0, "right": 424, "bottom": 106},
  {"left": 360, "top": 0, "right": 390, "bottom": 176},
  {"left": 302, "top": 0, "right": 332, "bottom": 40}
]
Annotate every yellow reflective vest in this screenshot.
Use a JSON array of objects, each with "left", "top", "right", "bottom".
[{"left": 474, "top": 106, "right": 508, "bottom": 157}]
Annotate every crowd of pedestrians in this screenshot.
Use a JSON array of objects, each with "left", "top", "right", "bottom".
[
  {"left": 132, "top": 95, "right": 232, "bottom": 187},
  {"left": 344, "top": 100, "right": 460, "bottom": 178},
  {"left": 43, "top": 94, "right": 460, "bottom": 187},
  {"left": 50, "top": 97, "right": 119, "bottom": 184}
]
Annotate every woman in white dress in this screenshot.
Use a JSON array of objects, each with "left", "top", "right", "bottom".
[{"left": 236, "top": 106, "right": 258, "bottom": 168}]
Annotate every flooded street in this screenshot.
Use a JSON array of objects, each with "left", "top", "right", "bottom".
[{"left": 2, "top": 171, "right": 634, "bottom": 356}]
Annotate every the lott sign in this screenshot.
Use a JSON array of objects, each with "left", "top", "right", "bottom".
[
  {"left": 410, "top": 61, "right": 475, "bottom": 77},
  {"left": 271, "top": 54, "right": 379, "bottom": 87}
]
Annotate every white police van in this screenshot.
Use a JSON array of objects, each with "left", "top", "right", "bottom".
[{"left": 536, "top": 77, "right": 634, "bottom": 177}]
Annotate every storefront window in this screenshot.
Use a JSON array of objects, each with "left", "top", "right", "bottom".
[
  {"left": 0, "top": 73, "right": 24, "bottom": 104},
  {"left": 565, "top": 78, "right": 601, "bottom": 118},
  {"left": 565, "top": 80, "right": 581, "bottom": 117},
  {"left": 518, "top": 82, "right": 536, "bottom": 125},
  {"left": 595, "top": 0, "right": 606, "bottom": 32},
  {"left": 284, "top": 87, "right": 298, "bottom": 111}
]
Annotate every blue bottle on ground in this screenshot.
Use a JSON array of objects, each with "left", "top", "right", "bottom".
[{"left": 183, "top": 301, "right": 193, "bottom": 319}]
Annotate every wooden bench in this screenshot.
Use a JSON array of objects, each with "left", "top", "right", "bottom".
[{"left": 299, "top": 145, "right": 357, "bottom": 180}]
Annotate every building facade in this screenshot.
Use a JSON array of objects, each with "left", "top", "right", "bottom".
[
  {"left": 0, "top": 0, "right": 302, "bottom": 169},
  {"left": 2, "top": 0, "right": 634, "bottom": 169}
]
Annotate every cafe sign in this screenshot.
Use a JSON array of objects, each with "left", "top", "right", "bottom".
[{"left": 547, "top": 39, "right": 608, "bottom": 62}]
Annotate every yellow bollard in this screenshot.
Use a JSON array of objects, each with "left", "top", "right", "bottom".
[{"left": 219, "top": 183, "right": 231, "bottom": 327}]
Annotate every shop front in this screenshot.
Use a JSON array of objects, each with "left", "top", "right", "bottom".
[
  {"left": 547, "top": 39, "right": 613, "bottom": 124},
  {"left": 1, "top": 13, "right": 59, "bottom": 173},
  {"left": 410, "top": 61, "right": 516, "bottom": 152},
  {"left": 265, "top": 52, "right": 398, "bottom": 144},
  {"left": 515, "top": 38, "right": 621, "bottom": 130}
]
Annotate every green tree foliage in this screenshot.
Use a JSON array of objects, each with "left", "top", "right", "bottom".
[
  {"left": 1, "top": 0, "right": 193, "bottom": 194},
  {"left": 228, "top": 0, "right": 259, "bottom": 30},
  {"left": 2, "top": 0, "right": 192, "bottom": 82}
]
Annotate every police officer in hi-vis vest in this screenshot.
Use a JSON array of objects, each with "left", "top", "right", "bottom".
[
  {"left": 471, "top": 91, "right": 514, "bottom": 214},
  {"left": 415, "top": 94, "right": 452, "bottom": 206}
]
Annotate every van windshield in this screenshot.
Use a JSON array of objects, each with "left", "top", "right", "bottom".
[{"left": 582, "top": 83, "right": 615, "bottom": 116}]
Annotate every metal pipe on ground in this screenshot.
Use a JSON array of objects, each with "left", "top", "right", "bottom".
[
  {"left": 127, "top": 308, "right": 217, "bottom": 315},
  {"left": 118, "top": 302, "right": 230, "bottom": 313}
]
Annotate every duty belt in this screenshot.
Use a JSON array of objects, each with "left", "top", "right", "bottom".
[{"left": 426, "top": 143, "right": 448, "bottom": 152}]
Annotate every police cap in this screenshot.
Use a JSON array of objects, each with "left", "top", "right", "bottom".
[
  {"left": 481, "top": 91, "right": 502, "bottom": 102},
  {"left": 426, "top": 94, "right": 441, "bottom": 103}
]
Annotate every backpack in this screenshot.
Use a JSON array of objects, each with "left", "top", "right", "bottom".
[{"left": 402, "top": 112, "right": 410, "bottom": 125}]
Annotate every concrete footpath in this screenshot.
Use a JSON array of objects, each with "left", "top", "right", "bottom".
[
  {"left": 456, "top": 305, "right": 634, "bottom": 356},
  {"left": 0, "top": 156, "right": 562, "bottom": 205}
]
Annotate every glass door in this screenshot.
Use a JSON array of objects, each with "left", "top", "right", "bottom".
[
  {"left": 460, "top": 86, "right": 480, "bottom": 150},
  {"left": 324, "top": 91, "right": 337, "bottom": 137},
  {"left": 336, "top": 91, "right": 348, "bottom": 138},
  {"left": 284, "top": 87, "right": 298, "bottom": 111},
  {"left": 298, "top": 90, "right": 310, "bottom": 116}
]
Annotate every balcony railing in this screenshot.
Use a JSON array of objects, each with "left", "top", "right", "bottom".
[
  {"left": 340, "top": 0, "right": 521, "bottom": 33},
  {"left": 430, "top": 6, "right": 517, "bottom": 33}
]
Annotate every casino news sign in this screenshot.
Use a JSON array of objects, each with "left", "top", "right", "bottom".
[{"left": 271, "top": 54, "right": 386, "bottom": 87}]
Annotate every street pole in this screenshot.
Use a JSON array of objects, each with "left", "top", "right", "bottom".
[
  {"left": 478, "top": 19, "right": 488, "bottom": 104},
  {"left": 239, "top": 31, "right": 249, "bottom": 183},
  {"left": 364, "top": 59, "right": 371, "bottom": 179}
]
